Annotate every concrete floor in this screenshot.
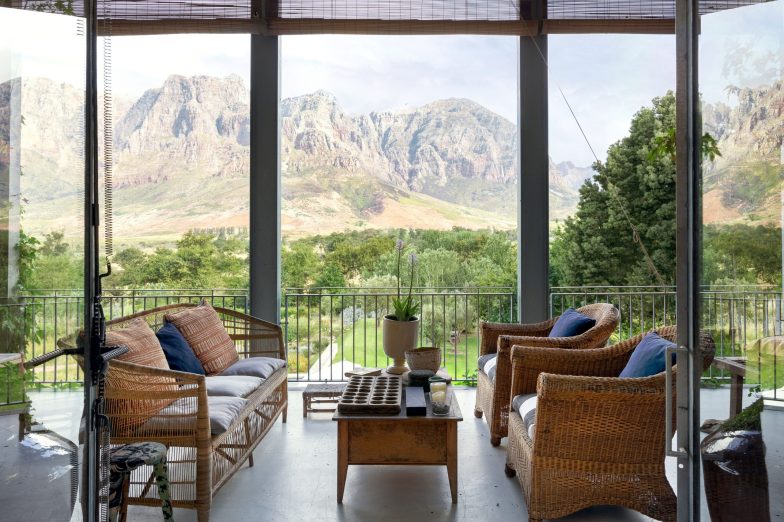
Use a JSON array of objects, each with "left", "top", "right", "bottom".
[{"left": 8, "top": 385, "right": 761, "bottom": 522}]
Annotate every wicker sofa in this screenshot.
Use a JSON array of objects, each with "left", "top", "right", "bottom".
[
  {"left": 60, "top": 303, "right": 288, "bottom": 521},
  {"left": 474, "top": 303, "right": 620, "bottom": 445},
  {"left": 504, "top": 326, "right": 715, "bottom": 522}
]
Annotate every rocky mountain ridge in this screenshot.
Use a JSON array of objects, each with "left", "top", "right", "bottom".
[
  {"left": 6, "top": 75, "right": 594, "bottom": 240},
  {"left": 11, "top": 75, "right": 780, "bottom": 243}
]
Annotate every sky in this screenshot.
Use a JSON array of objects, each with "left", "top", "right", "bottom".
[{"left": 2, "top": 2, "right": 782, "bottom": 166}]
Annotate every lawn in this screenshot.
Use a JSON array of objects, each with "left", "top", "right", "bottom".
[{"left": 331, "top": 318, "right": 480, "bottom": 383}]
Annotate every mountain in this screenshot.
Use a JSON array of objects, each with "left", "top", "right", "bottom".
[
  {"left": 702, "top": 80, "right": 783, "bottom": 225},
  {"left": 8, "top": 75, "right": 594, "bottom": 243}
]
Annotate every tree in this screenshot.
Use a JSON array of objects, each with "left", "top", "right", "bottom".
[
  {"left": 703, "top": 224, "right": 782, "bottom": 286},
  {"left": 550, "top": 93, "right": 679, "bottom": 287},
  {"left": 312, "top": 262, "right": 346, "bottom": 289},
  {"left": 39, "top": 231, "right": 68, "bottom": 256},
  {"left": 281, "top": 242, "right": 320, "bottom": 289}
]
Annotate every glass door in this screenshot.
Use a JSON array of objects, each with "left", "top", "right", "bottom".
[
  {"left": 0, "top": 6, "right": 87, "bottom": 521},
  {"left": 696, "top": 2, "right": 783, "bottom": 520}
]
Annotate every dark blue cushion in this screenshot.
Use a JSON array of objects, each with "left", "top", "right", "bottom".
[
  {"left": 548, "top": 308, "right": 596, "bottom": 338},
  {"left": 156, "top": 322, "right": 205, "bottom": 375},
  {"left": 619, "top": 332, "right": 677, "bottom": 378}
]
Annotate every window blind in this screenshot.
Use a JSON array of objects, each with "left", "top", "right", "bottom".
[{"left": 2, "top": 0, "right": 765, "bottom": 35}]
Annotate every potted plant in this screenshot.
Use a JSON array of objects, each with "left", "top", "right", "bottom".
[
  {"left": 382, "top": 240, "right": 420, "bottom": 374},
  {"left": 701, "top": 398, "right": 770, "bottom": 522}
]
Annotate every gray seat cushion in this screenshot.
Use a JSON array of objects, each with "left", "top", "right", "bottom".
[
  {"left": 477, "top": 353, "right": 497, "bottom": 382},
  {"left": 511, "top": 393, "right": 537, "bottom": 440},
  {"left": 477, "top": 353, "right": 496, "bottom": 371},
  {"left": 144, "top": 395, "right": 247, "bottom": 436},
  {"left": 220, "top": 357, "right": 286, "bottom": 379},
  {"left": 206, "top": 375, "right": 263, "bottom": 398}
]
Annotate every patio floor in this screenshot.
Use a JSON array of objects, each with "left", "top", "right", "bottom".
[{"left": 8, "top": 385, "right": 756, "bottom": 521}]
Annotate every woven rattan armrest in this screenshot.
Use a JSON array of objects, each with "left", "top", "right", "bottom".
[
  {"left": 104, "top": 360, "right": 209, "bottom": 440},
  {"left": 532, "top": 371, "right": 670, "bottom": 463}
]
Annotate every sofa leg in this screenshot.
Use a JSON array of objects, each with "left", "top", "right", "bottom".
[
  {"left": 490, "top": 435, "right": 501, "bottom": 447},
  {"left": 282, "top": 405, "right": 288, "bottom": 423},
  {"left": 474, "top": 409, "right": 483, "bottom": 419},
  {"left": 248, "top": 451, "right": 254, "bottom": 468},
  {"left": 504, "top": 463, "right": 516, "bottom": 478},
  {"left": 197, "top": 507, "right": 210, "bottom": 522}
]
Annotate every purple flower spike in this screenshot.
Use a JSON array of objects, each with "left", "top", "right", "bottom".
[{"left": 396, "top": 239, "right": 404, "bottom": 250}]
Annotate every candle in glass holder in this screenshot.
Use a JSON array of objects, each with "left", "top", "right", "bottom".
[
  {"left": 431, "top": 390, "right": 446, "bottom": 404},
  {"left": 430, "top": 382, "right": 447, "bottom": 395}
]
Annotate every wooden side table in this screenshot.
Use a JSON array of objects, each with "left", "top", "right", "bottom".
[
  {"left": 333, "top": 388, "right": 462, "bottom": 504},
  {"left": 712, "top": 356, "right": 746, "bottom": 417},
  {"left": 303, "top": 383, "right": 346, "bottom": 417}
]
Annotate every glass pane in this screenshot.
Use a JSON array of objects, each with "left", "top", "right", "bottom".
[
  {"left": 99, "top": 33, "right": 251, "bottom": 310},
  {"left": 548, "top": 33, "right": 676, "bottom": 326},
  {"left": 0, "top": 6, "right": 85, "bottom": 521},
  {"left": 280, "top": 35, "right": 519, "bottom": 383},
  {"left": 699, "top": 2, "right": 784, "bottom": 520}
]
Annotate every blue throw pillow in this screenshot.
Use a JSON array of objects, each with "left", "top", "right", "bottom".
[
  {"left": 619, "top": 332, "right": 677, "bottom": 378},
  {"left": 548, "top": 308, "right": 596, "bottom": 338},
  {"left": 156, "top": 322, "right": 205, "bottom": 375}
]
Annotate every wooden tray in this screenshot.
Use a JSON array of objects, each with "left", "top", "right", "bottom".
[{"left": 337, "top": 375, "right": 402, "bottom": 415}]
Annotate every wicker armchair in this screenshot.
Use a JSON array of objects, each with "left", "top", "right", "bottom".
[
  {"left": 59, "top": 303, "right": 288, "bottom": 522},
  {"left": 474, "top": 303, "right": 620, "bottom": 445},
  {"left": 504, "top": 326, "right": 715, "bottom": 522}
]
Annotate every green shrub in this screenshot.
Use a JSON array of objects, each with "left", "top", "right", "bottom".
[{"left": 287, "top": 353, "right": 310, "bottom": 374}]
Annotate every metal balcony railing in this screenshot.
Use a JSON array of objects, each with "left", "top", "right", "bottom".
[
  {"left": 0, "top": 286, "right": 781, "bottom": 400},
  {"left": 283, "top": 287, "right": 517, "bottom": 383}
]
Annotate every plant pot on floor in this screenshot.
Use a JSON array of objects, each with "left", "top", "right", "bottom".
[
  {"left": 382, "top": 315, "right": 419, "bottom": 374},
  {"left": 701, "top": 400, "right": 770, "bottom": 522}
]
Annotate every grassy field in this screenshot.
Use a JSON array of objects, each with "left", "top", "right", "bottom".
[{"left": 331, "top": 318, "right": 480, "bottom": 383}]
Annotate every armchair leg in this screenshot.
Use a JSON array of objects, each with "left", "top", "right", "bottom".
[
  {"left": 473, "top": 409, "right": 483, "bottom": 419},
  {"left": 490, "top": 435, "right": 501, "bottom": 447},
  {"left": 504, "top": 463, "right": 516, "bottom": 478}
]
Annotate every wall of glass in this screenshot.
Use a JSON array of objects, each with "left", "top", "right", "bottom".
[{"left": 0, "top": 6, "right": 86, "bottom": 521}]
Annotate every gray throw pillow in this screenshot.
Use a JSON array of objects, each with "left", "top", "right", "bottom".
[{"left": 220, "top": 357, "right": 287, "bottom": 380}]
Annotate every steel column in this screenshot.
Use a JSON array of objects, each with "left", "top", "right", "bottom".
[
  {"left": 83, "top": 0, "right": 100, "bottom": 518},
  {"left": 675, "top": 0, "right": 702, "bottom": 519},
  {"left": 249, "top": 35, "right": 281, "bottom": 323},
  {"left": 518, "top": 34, "right": 550, "bottom": 323}
]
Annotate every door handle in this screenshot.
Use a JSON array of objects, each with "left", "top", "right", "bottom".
[{"left": 665, "top": 345, "right": 689, "bottom": 458}]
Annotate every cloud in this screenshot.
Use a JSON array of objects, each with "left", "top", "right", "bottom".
[
  {"left": 547, "top": 34, "right": 675, "bottom": 165},
  {"left": 282, "top": 34, "right": 518, "bottom": 121},
  {"left": 1, "top": 8, "right": 85, "bottom": 86},
  {"left": 107, "top": 34, "right": 251, "bottom": 98}
]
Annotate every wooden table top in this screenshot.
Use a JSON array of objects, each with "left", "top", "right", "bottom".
[
  {"left": 712, "top": 356, "right": 747, "bottom": 376},
  {"left": 346, "top": 367, "right": 452, "bottom": 384},
  {"left": 333, "top": 388, "right": 463, "bottom": 422}
]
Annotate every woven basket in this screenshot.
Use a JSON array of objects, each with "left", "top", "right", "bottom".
[{"left": 405, "top": 347, "right": 441, "bottom": 372}]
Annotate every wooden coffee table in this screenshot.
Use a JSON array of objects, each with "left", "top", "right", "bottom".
[{"left": 333, "top": 388, "right": 463, "bottom": 504}]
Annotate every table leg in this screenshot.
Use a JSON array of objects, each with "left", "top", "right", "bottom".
[
  {"left": 337, "top": 421, "right": 348, "bottom": 503},
  {"left": 730, "top": 374, "right": 743, "bottom": 418},
  {"left": 303, "top": 395, "right": 308, "bottom": 418},
  {"left": 446, "top": 421, "right": 457, "bottom": 504}
]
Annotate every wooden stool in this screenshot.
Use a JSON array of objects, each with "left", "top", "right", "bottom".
[
  {"left": 109, "top": 442, "right": 173, "bottom": 522},
  {"left": 303, "top": 383, "right": 346, "bottom": 417}
]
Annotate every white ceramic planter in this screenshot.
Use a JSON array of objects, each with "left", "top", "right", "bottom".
[{"left": 382, "top": 315, "right": 420, "bottom": 374}]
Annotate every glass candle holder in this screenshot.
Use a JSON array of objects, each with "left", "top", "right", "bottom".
[{"left": 430, "top": 389, "right": 450, "bottom": 416}]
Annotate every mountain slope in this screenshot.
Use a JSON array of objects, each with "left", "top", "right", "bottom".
[
  {"left": 8, "top": 75, "right": 595, "bottom": 243},
  {"left": 702, "top": 80, "right": 783, "bottom": 224}
]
